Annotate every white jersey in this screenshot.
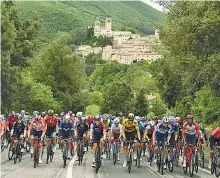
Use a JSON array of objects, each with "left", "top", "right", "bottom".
[{"left": 111, "top": 124, "right": 122, "bottom": 135}]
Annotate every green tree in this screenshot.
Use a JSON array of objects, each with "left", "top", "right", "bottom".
[
  {"left": 150, "top": 94, "right": 167, "bottom": 116},
  {"left": 134, "top": 89, "right": 149, "bottom": 116}
]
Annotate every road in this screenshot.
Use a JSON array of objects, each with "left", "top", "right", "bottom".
[{"left": 0, "top": 146, "right": 215, "bottom": 178}]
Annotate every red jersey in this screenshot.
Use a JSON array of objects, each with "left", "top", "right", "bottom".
[
  {"left": 29, "top": 119, "right": 46, "bottom": 132},
  {"left": 212, "top": 127, "right": 220, "bottom": 139},
  {"left": 44, "top": 116, "right": 58, "bottom": 128},
  {"left": 182, "top": 121, "right": 200, "bottom": 135},
  {"left": 86, "top": 116, "right": 94, "bottom": 126},
  {"left": 6, "top": 117, "right": 17, "bottom": 129}
]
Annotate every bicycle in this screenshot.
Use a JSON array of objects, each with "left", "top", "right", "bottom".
[
  {"left": 8, "top": 137, "right": 14, "bottom": 160},
  {"left": 156, "top": 141, "right": 165, "bottom": 175},
  {"left": 211, "top": 144, "right": 220, "bottom": 177},
  {"left": 194, "top": 146, "right": 199, "bottom": 173},
  {"left": 13, "top": 137, "right": 23, "bottom": 164},
  {"left": 174, "top": 142, "right": 180, "bottom": 167},
  {"left": 25, "top": 138, "right": 31, "bottom": 153},
  {"left": 198, "top": 142, "right": 205, "bottom": 168},
  {"left": 77, "top": 138, "right": 85, "bottom": 166},
  {"left": 46, "top": 136, "right": 54, "bottom": 164},
  {"left": 166, "top": 144, "right": 174, "bottom": 172},
  {"left": 126, "top": 139, "right": 134, "bottom": 173},
  {"left": 33, "top": 136, "right": 41, "bottom": 168},
  {"left": 183, "top": 143, "right": 196, "bottom": 177},
  {"left": 142, "top": 141, "right": 146, "bottom": 156},
  {"left": 147, "top": 139, "right": 154, "bottom": 166},
  {"left": 1, "top": 135, "right": 5, "bottom": 151},
  {"left": 105, "top": 138, "right": 111, "bottom": 160},
  {"left": 62, "top": 138, "right": 70, "bottom": 168},
  {"left": 135, "top": 141, "right": 141, "bottom": 168},
  {"left": 112, "top": 138, "right": 120, "bottom": 165},
  {"left": 94, "top": 141, "right": 102, "bottom": 173}
]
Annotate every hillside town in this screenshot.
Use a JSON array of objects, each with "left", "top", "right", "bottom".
[{"left": 76, "top": 17, "right": 163, "bottom": 64}]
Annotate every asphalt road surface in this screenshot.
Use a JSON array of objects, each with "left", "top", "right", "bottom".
[{"left": 0, "top": 146, "right": 216, "bottom": 178}]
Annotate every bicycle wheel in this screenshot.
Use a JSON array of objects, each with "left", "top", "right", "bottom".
[
  {"left": 200, "top": 151, "right": 204, "bottom": 168},
  {"left": 34, "top": 143, "right": 39, "bottom": 168},
  {"left": 211, "top": 158, "right": 215, "bottom": 174},
  {"left": 168, "top": 160, "right": 174, "bottom": 172},
  {"left": 149, "top": 149, "right": 153, "bottom": 166},
  {"left": 8, "top": 144, "right": 13, "bottom": 160},
  {"left": 183, "top": 165, "right": 188, "bottom": 174},
  {"left": 26, "top": 141, "right": 31, "bottom": 152},
  {"left": 137, "top": 147, "right": 141, "bottom": 168},
  {"left": 1, "top": 138, "right": 5, "bottom": 152},
  {"left": 157, "top": 154, "right": 161, "bottom": 172},
  {"left": 78, "top": 144, "right": 81, "bottom": 166},
  {"left": 63, "top": 142, "right": 67, "bottom": 168},
  {"left": 107, "top": 142, "right": 111, "bottom": 160},
  {"left": 161, "top": 156, "right": 164, "bottom": 175},
  {"left": 194, "top": 152, "right": 199, "bottom": 173},
  {"left": 189, "top": 154, "right": 194, "bottom": 177},
  {"left": 215, "top": 157, "right": 220, "bottom": 177},
  {"left": 13, "top": 144, "right": 18, "bottom": 164},
  {"left": 113, "top": 144, "right": 117, "bottom": 165},
  {"left": 175, "top": 151, "right": 179, "bottom": 167},
  {"left": 128, "top": 152, "right": 132, "bottom": 173},
  {"left": 46, "top": 146, "right": 50, "bottom": 164},
  {"left": 95, "top": 146, "right": 101, "bottom": 173}
]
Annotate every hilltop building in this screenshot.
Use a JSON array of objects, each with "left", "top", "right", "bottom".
[{"left": 76, "top": 17, "right": 163, "bottom": 64}]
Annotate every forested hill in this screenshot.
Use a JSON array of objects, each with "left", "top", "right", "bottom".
[{"left": 16, "top": 1, "right": 165, "bottom": 43}]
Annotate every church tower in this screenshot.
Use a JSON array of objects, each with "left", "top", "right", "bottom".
[
  {"left": 105, "top": 17, "right": 112, "bottom": 31},
  {"left": 94, "top": 17, "right": 101, "bottom": 31}
]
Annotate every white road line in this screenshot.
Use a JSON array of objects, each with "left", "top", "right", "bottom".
[{"left": 65, "top": 154, "right": 77, "bottom": 178}]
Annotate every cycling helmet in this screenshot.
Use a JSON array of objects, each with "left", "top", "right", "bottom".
[
  {"left": 64, "top": 114, "right": 70, "bottom": 122},
  {"left": 135, "top": 116, "right": 141, "bottom": 122},
  {"left": 76, "top": 112, "right": 83, "bottom": 118},
  {"left": 48, "top": 109, "right": 54, "bottom": 116},
  {"left": 168, "top": 115, "right": 175, "bottom": 123},
  {"left": 162, "top": 116, "right": 169, "bottom": 123},
  {"left": 176, "top": 117, "right": 182, "bottom": 123},
  {"left": 17, "top": 114, "right": 22, "bottom": 120},
  {"left": 199, "top": 123, "right": 205, "bottom": 131},
  {"left": 103, "top": 114, "right": 108, "bottom": 119},
  {"left": 81, "top": 117, "right": 86, "bottom": 121},
  {"left": 41, "top": 112, "right": 46, "bottom": 117},
  {"left": 153, "top": 116, "right": 159, "bottom": 120},
  {"left": 128, "top": 113, "right": 134, "bottom": 120},
  {"left": 119, "top": 112, "right": 123, "bottom": 117},
  {"left": 114, "top": 117, "right": 120, "bottom": 124},
  {"left": 20, "top": 110, "right": 25, "bottom": 115},
  {"left": 33, "top": 111, "right": 39, "bottom": 117},
  {"left": 60, "top": 112, "right": 65, "bottom": 117},
  {"left": 94, "top": 115, "right": 101, "bottom": 121},
  {"left": 186, "top": 114, "right": 194, "bottom": 119},
  {"left": 54, "top": 113, "right": 58, "bottom": 117}
]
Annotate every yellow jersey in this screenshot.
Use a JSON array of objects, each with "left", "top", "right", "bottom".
[{"left": 122, "top": 119, "right": 139, "bottom": 132}]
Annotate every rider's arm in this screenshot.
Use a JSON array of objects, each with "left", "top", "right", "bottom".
[
  {"left": 55, "top": 118, "right": 59, "bottom": 134},
  {"left": 90, "top": 124, "right": 93, "bottom": 140},
  {"left": 182, "top": 123, "right": 186, "bottom": 143},
  {"left": 74, "top": 123, "right": 78, "bottom": 137},
  {"left": 103, "top": 124, "right": 106, "bottom": 140},
  {"left": 152, "top": 130, "right": 156, "bottom": 145},
  {"left": 41, "top": 121, "right": 46, "bottom": 138},
  {"left": 28, "top": 121, "right": 33, "bottom": 138},
  {"left": 23, "top": 123, "right": 27, "bottom": 137}
]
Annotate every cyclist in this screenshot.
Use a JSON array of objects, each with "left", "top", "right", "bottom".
[
  {"left": 6, "top": 111, "right": 17, "bottom": 142},
  {"left": 122, "top": 113, "right": 140, "bottom": 168},
  {"left": 90, "top": 115, "right": 106, "bottom": 167},
  {"left": 28, "top": 112, "right": 46, "bottom": 164},
  {"left": 152, "top": 116, "right": 172, "bottom": 169},
  {"left": 60, "top": 115, "right": 74, "bottom": 159},
  {"left": 152, "top": 116, "right": 159, "bottom": 126},
  {"left": 0, "top": 115, "right": 5, "bottom": 145},
  {"left": 118, "top": 112, "right": 125, "bottom": 125},
  {"left": 109, "top": 117, "right": 122, "bottom": 161},
  {"left": 86, "top": 114, "right": 94, "bottom": 127},
  {"left": 176, "top": 117, "right": 183, "bottom": 140},
  {"left": 145, "top": 120, "right": 155, "bottom": 161},
  {"left": 167, "top": 115, "right": 179, "bottom": 146},
  {"left": 10, "top": 114, "right": 27, "bottom": 153},
  {"left": 44, "top": 109, "right": 59, "bottom": 153},
  {"left": 75, "top": 115, "right": 89, "bottom": 160},
  {"left": 198, "top": 122, "right": 208, "bottom": 146},
  {"left": 135, "top": 116, "right": 145, "bottom": 158},
  {"left": 208, "top": 127, "right": 220, "bottom": 169},
  {"left": 182, "top": 114, "right": 200, "bottom": 167}
]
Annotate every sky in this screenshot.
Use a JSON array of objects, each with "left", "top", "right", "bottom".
[{"left": 141, "top": 0, "right": 164, "bottom": 12}]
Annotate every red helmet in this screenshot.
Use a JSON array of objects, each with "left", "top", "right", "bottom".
[{"left": 186, "top": 114, "right": 194, "bottom": 119}]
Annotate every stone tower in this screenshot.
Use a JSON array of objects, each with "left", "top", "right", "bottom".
[
  {"left": 94, "top": 17, "right": 101, "bottom": 31},
  {"left": 105, "top": 17, "right": 112, "bottom": 31}
]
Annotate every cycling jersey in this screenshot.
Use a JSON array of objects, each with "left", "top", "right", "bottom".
[
  {"left": 211, "top": 127, "right": 220, "bottom": 139},
  {"left": 138, "top": 121, "right": 145, "bottom": 132},
  {"left": 60, "top": 122, "right": 73, "bottom": 138},
  {"left": 169, "top": 122, "right": 179, "bottom": 136},
  {"left": 75, "top": 121, "right": 89, "bottom": 137},
  {"left": 6, "top": 117, "right": 17, "bottom": 129},
  {"left": 111, "top": 123, "right": 122, "bottom": 136},
  {"left": 44, "top": 116, "right": 58, "bottom": 128},
  {"left": 0, "top": 121, "right": 5, "bottom": 135},
  {"left": 145, "top": 125, "right": 154, "bottom": 135},
  {"left": 90, "top": 122, "right": 106, "bottom": 142},
  {"left": 86, "top": 116, "right": 93, "bottom": 126},
  {"left": 102, "top": 120, "right": 111, "bottom": 131},
  {"left": 122, "top": 119, "right": 139, "bottom": 132},
  {"left": 154, "top": 122, "right": 172, "bottom": 145},
  {"left": 29, "top": 120, "right": 46, "bottom": 132},
  {"left": 182, "top": 122, "right": 200, "bottom": 136}
]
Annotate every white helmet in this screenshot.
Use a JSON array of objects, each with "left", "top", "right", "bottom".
[
  {"left": 135, "top": 116, "right": 140, "bottom": 122},
  {"left": 168, "top": 115, "right": 175, "bottom": 123},
  {"left": 114, "top": 117, "right": 120, "bottom": 124},
  {"left": 64, "top": 114, "right": 70, "bottom": 121},
  {"left": 76, "top": 112, "right": 83, "bottom": 117},
  {"left": 81, "top": 117, "right": 86, "bottom": 121},
  {"left": 162, "top": 116, "right": 169, "bottom": 123},
  {"left": 0, "top": 115, "right": 4, "bottom": 121}
]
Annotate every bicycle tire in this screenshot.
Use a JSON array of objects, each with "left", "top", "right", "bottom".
[
  {"left": 161, "top": 155, "right": 164, "bottom": 175},
  {"left": 95, "top": 145, "right": 101, "bottom": 173},
  {"left": 211, "top": 159, "right": 215, "bottom": 174},
  {"left": 183, "top": 166, "right": 188, "bottom": 174},
  {"left": 8, "top": 144, "right": 13, "bottom": 160},
  {"left": 128, "top": 150, "right": 132, "bottom": 173},
  {"left": 78, "top": 144, "right": 81, "bottom": 166},
  {"left": 46, "top": 147, "right": 50, "bottom": 164},
  {"left": 215, "top": 157, "right": 220, "bottom": 177},
  {"left": 33, "top": 141, "right": 39, "bottom": 168},
  {"left": 194, "top": 151, "right": 199, "bottom": 173},
  {"left": 149, "top": 150, "right": 153, "bottom": 166},
  {"left": 168, "top": 160, "right": 174, "bottom": 172},
  {"left": 26, "top": 141, "right": 31, "bottom": 152},
  {"left": 113, "top": 143, "right": 117, "bottom": 165},
  {"left": 1, "top": 139, "right": 5, "bottom": 152},
  {"left": 63, "top": 142, "right": 67, "bottom": 168},
  {"left": 157, "top": 154, "right": 160, "bottom": 172},
  {"left": 189, "top": 154, "right": 194, "bottom": 177},
  {"left": 200, "top": 152, "right": 204, "bottom": 168},
  {"left": 175, "top": 151, "right": 179, "bottom": 167},
  {"left": 13, "top": 143, "right": 17, "bottom": 164},
  {"left": 137, "top": 147, "right": 141, "bottom": 168}
]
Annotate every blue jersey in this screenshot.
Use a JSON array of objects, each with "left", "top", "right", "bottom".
[
  {"left": 155, "top": 122, "right": 172, "bottom": 136},
  {"left": 60, "top": 122, "right": 73, "bottom": 138},
  {"left": 169, "top": 123, "right": 179, "bottom": 136},
  {"left": 138, "top": 121, "right": 145, "bottom": 132}
]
